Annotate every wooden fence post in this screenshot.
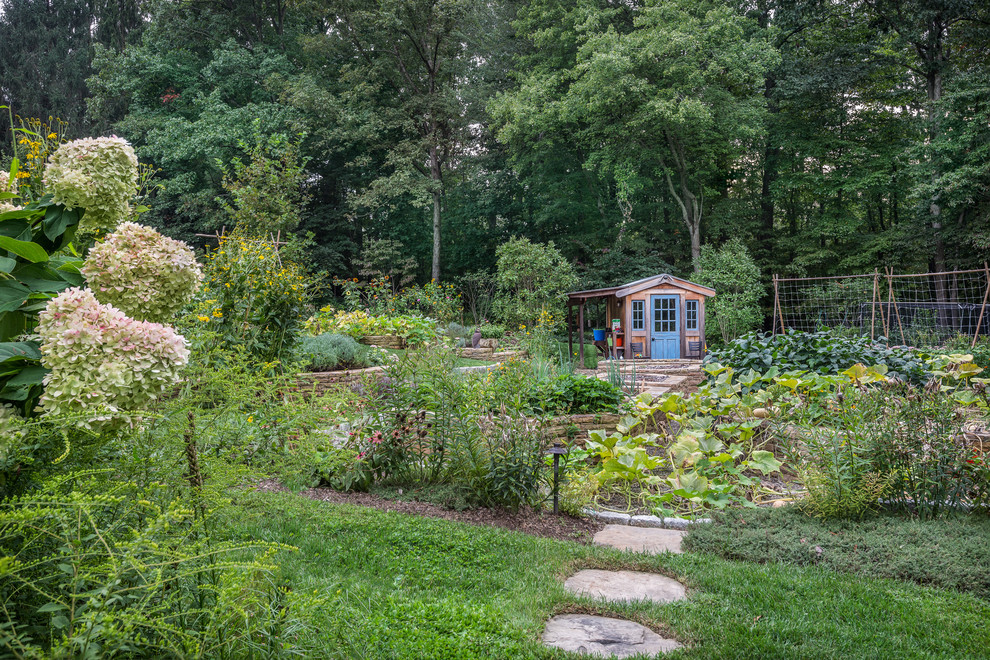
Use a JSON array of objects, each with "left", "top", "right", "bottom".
[
  {"left": 973, "top": 263, "right": 990, "bottom": 349},
  {"left": 773, "top": 275, "right": 785, "bottom": 335},
  {"left": 870, "top": 269, "right": 879, "bottom": 341},
  {"left": 886, "top": 267, "right": 906, "bottom": 345}
]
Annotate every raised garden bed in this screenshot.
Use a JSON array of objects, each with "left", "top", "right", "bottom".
[{"left": 358, "top": 334, "right": 406, "bottom": 349}]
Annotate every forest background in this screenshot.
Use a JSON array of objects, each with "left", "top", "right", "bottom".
[{"left": 1, "top": 0, "right": 988, "bottom": 304}]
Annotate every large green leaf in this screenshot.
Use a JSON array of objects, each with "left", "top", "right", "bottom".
[
  {"left": 0, "top": 219, "right": 32, "bottom": 240},
  {"left": 0, "top": 281, "right": 32, "bottom": 313},
  {"left": 43, "top": 204, "right": 81, "bottom": 242},
  {"left": 0, "top": 365, "right": 47, "bottom": 401},
  {"left": 748, "top": 450, "right": 783, "bottom": 475},
  {"left": 0, "top": 341, "right": 41, "bottom": 362},
  {"left": 0, "top": 236, "right": 48, "bottom": 263}
]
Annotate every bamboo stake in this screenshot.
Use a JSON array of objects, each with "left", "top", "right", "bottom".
[
  {"left": 886, "top": 267, "right": 906, "bottom": 345},
  {"left": 972, "top": 263, "right": 990, "bottom": 349},
  {"left": 879, "top": 272, "right": 890, "bottom": 339},
  {"left": 773, "top": 275, "right": 785, "bottom": 335},
  {"left": 870, "top": 269, "right": 879, "bottom": 341}
]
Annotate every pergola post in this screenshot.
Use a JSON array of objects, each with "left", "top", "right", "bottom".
[
  {"left": 578, "top": 302, "right": 585, "bottom": 365},
  {"left": 567, "top": 304, "right": 573, "bottom": 361}
]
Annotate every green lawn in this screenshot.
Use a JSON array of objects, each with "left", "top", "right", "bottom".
[{"left": 225, "top": 491, "right": 990, "bottom": 659}]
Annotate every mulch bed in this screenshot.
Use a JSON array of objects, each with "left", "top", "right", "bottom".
[{"left": 251, "top": 478, "right": 605, "bottom": 544}]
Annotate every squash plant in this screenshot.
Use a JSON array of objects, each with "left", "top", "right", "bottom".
[{"left": 0, "top": 163, "right": 84, "bottom": 414}]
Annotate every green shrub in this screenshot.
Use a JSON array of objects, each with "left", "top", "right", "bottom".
[
  {"left": 706, "top": 330, "right": 927, "bottom": 383},
  {"left": 479, "top": 323, "right": 505, "bottom": 339},
  {"left": 471, "top": 415, "right": 548, "bottom": 511},
  {"left": 695, "top": 238, "right": 763, "bottom": 344},
  {"left": 0, "top": 473, "right": 309, "bottom": 658},
  {"left": 863, "top": 383, "right": 973, "bottom": 519},
  {"left": 194, "top": 231, "right": 313, "bottom": 363},
  {"left": 446, "top": 322, "right": 472, "bottom": 338},
  {"left": 493, "top": 237, "right": 577, "bottom": 330},
  {"left": 528, "top": 374, "right": 623, "bottom": 415},
  {"left": 298, "top": 333, "right": 382, "bottom": 371}
]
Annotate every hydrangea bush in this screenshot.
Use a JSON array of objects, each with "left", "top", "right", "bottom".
[
  {"left": 0, "top": 170, "right": 16, "bottom": 194},
  {"left": 0, "top": 171, "right": 18, "bottom": 215},
  {"left": 83, "top": 222, "right": 203, "bottom": 323},
  {"left": 44, "top": 137, "right": 139, "bottom": 235},
  {"left": 38, "top": 288, "right": 190, "bottom": 430}
]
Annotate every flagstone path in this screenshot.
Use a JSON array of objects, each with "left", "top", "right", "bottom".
[{"left": 542, "top": 524, "right": 689, "bottom": 656}]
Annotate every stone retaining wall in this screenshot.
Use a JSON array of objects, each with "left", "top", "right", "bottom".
[
  {"left": 296, "top": 367, "right": 386, "bottom": 395},
  {"left": 456, "top": 347, "right": 526, "bottom": 361},
  {"left": 540, "top": 413, "right": 623, "bottom": 445},
  {"left": 358, "top": 335, "right": 406, "bottom": 349}
]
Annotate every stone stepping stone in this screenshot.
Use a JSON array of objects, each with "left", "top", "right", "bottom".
[
  {"left": 594, "top": 525, "right": 685, "bottom": 554},
  {"left": 543, "top": 614, "right": 682, "bottom": 657},
  {"left": 564, "top": 569, "right": 686, "bottom": 604}
]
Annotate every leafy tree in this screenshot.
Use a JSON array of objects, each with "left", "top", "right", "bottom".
[
  {"left": 497, "top": 0, "right": 777, "bottom": 270},
  {"left": 493, "top": 237, "right": 577, "bottom": 330},
  {"left": 696, "top": 238, "right": 763, "bottom": 345},
  {"left": 217, "top": 124, "right": 308, "bottom": 238},
  {"left": 295, "top": 0, "right": 485, "bottom": 282},
  {"left": 0, "top": 0, "right": 95, "bottom": 143},
  {"left": 357, "top": 238, "right": 418, "bottom": 292}
]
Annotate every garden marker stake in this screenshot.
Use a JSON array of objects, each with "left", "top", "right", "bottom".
[{"left": 549, "top": 442, "right": 568, "bottom": 515}]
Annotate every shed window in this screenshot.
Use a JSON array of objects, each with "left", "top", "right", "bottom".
[
  {"left": 631, "top": 300, "right": 645, "bottom": 330},
  {"left": 686, "top": 300, "right": 699, "bottom": 331}
]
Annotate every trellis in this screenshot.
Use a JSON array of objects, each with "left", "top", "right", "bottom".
[{"left": 772, "top": 266, "right": 990, "bottom": 348}]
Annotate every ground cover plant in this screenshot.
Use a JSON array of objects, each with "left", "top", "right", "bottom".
[
  {"left": 684, "top": 506, "right": 990, "bottom": 600},
  {"left": 705, "top": 330, "right": 928, "bottom": 383}
]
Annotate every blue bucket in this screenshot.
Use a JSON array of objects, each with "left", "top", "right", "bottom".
[{"left": 592, "top": 329, "right": 606, "bottom": 341}]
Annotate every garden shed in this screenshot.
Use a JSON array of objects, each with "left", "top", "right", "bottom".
[{"left": 566, "top": 274, "right": 715, "bottom": 362}]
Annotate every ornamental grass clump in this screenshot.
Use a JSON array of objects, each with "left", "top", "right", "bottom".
[
  {"left": 83, "top": 222, "right": 203, "bottom": 322},
  {"left": 44, "top": 136, "right": 139, "bottom": 235},
  {"left": 38, "top": 288, "right": 190, "bottom": 430}
]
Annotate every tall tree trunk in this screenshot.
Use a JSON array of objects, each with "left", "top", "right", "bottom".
[
  {"left": 430, "top": 144, "right": 442, "bottom": 281},
  {"left": 432, "top": 189, "right": 441, "bottom": 282}
]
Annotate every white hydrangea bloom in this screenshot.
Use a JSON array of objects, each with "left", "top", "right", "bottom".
[
  {"left": 83, "top": 222, "right": 203, "bottom": 323},
  {"left": 44, "top": 137, "right": 139, "bottom": 235},
  {"left": 38, "top": 287, "right": 190, "bottom": 431}
]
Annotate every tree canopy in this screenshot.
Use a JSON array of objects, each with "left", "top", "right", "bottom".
[{"left": 0, "top": 0, "right": 988, "bottom": 303}]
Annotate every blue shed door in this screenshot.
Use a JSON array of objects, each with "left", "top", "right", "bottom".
[{"left": 651, "top": 295, "right": 680, "bottom": 359}]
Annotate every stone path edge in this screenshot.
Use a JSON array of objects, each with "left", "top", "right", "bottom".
[{"left": 583, "top": 508, "right": 711, "bottom": 530}]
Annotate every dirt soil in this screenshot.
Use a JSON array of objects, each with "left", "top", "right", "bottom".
[{"left": 251, "top": 479, "right": 605, "bottom": 544}]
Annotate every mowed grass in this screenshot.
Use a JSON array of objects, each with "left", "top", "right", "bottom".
[{"left": 225, "top": 491, "right": 990, "bottom": 659}]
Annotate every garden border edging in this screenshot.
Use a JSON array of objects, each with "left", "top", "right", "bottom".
[{"left": 582, "top": 508, "right": 710, "bottom": 530}]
